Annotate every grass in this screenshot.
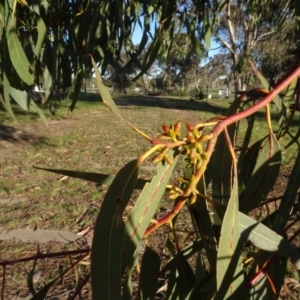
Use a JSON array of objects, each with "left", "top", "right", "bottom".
[{"left": 0, "top": 93, "right": 299, "bottom": 297}]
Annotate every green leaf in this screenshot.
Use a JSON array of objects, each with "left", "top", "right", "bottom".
[
  {"left": 176, "top": 253, "right": 196, "bottom": 299},
  {"left": 69, "top": 71, "right": 82, "bottom": 112},
  {"left": 9, "top": 86, "right": 48, "bottom": 125},
  {"left": 240, "top": 132, "right": 281, "bottom": 213},
  {"left": 184, "top": 272, "right": 216, "bottom": 300},
  {"left": 240, "top": 138, "right": 264, "bottom": 186},
  {"left": 122, "top": 251, "right": 137, "bottom": 300},
  {"left": 30, "top": 276, "right": 59, "bottom": 299},
  {"left": 272, "top": 149, "right": 300, "bottom": 233},
  {"left": 217, "top": 167, "right": 244, "bottom": 299},
  {"left": 29, "top": 101, "right": 48, "bottom": 125},
  {"left": 9, "top": 86, "right": 29, "bottom": 111},
  {"left": 6, "top": 0, "right": 33, "bottom": 85},
  {"left": 160, "top": 238, "right": 203, "bottom": 275},
  {"left": 0, "top": 76, "right": 15, "bottom": 120},
  {"left": 239, "top": 213, "right": 300, "bottom": 268},
  {"left": 91, "top": 160, "right": 139, "bottom": 300},
  {"left": 138, "top": 247, "right": 161, "bottom": 300},
  {"left": 35, "top": 16, "right": 47, "bottom": 57},
  {"left": 210, "top": 122, "right": 237, "bottom": 216},
  {"left": 166, "top": 253, "right": 196, "bottom": 300},
  {"left": 33, "top": 166, "right": 148, "bottom": 189},
  {"left": 248, "top": 60, "right": 282, "bottom": 110},
  {"left": 166, "top": 262, "right": 178, "bottom": 300},
  {"left": 90, "top": 56, "right": 122, "bottom": 117},
  {"left": 122, "top": 151, "right": 178, "bottom": 270},
  {"left": 186, "top": 167, "right": 217, "bottom": 270}
]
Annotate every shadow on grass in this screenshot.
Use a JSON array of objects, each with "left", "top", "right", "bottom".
[
  {"left": 0, "top": 124, "right": 54, "bottom": 147},
  {"left": 78, "top": 93, "right": 300, "bottom": 127},
  {"left": 77, "top": 93, "right": 228, "bottom": 115}
]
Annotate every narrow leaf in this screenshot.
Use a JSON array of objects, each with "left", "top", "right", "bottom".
[
  {"left": 272, "top": 149, "right": 300, "bottom": 233},
  {"left": 240, "top": 132, "right": 281, "bottom": 213},
  {"left": 176, "top": 253, "right": 196, "bottom": 299},
  {"left": 217, "top": 167, "right": 244, "bottom": 298},
  {"left": 6, "top": 1, "right": 33, "bottom": 85},
  {"left": 248, "top": 60, "right": 282, "bottom": 110},
  {"left": 30, "top": 276, "right": 59, "bottom": 299},
  {"left": 9, "top": 86, "right": 47, "bottom": 125},
  {"left": 240, "top": 139, "right": 264, "bottom": 186},
  {"left": 122, "top": 251, "right": 137, "bottom": 300},
  {"left": 33, "top": 166, "right": 148, "bottom": 189},
  {"left": 90, "top": 55, "right": 122, "bottom": 117},
  {"left": 138, "top": 247, "right": 160, "bottom": 300},
  {"left": 239, "top": 212, "right": 300, "bottom": 268},
  {"left": 122, "top": 151, "right": 178, "bottom": 270},
  {"left": 35, "top": 16, "right": 47, "bottom": 57},
  {"left": 91, "top": 160, "right": 139, "bottom": 300},
  {"left": 160, "top": 238, "right": 203, "bottom": 275}
]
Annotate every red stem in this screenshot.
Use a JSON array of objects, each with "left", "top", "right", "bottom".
[{"left": 145, "top": 63, "right": 300, "bottom": 237}]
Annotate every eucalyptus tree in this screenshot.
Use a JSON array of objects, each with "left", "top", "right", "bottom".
[
  {"left": 213, "top": 0, "right": 296, "bottom": 92},
  {"left": 0, "top": 0, "right": 215, "bottom": 118}
]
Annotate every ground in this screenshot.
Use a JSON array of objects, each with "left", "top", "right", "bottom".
[{"left": 0, "top": 94, "right": 299, "bottom": 299}]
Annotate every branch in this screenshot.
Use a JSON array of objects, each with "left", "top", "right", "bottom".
[
  {"left": 251, "top": 30, "right": 276, "bottom": 48},
  {"left": 226, "top": 4, "right": 237, "bottom": 54},
  {"left": 215, "top": 33, "right": 234, "bottom": 55}
]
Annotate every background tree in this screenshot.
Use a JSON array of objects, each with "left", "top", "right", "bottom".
[
  {"left": 213, "top": 0, "right": 296, "bottom": 91},
  {"left": 158, "top": 32, "right": 204, "bottom": 95},
  {"left": 199, "top": 53, "right": 232, "bottom": 88}
]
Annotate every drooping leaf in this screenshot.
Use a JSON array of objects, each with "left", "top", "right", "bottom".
[
  {"left": 122, "top": 250, "right": 137, "bottom": 300},
  {"left": 160, "top": 238, "right": 204, "bottom": 275},
  {"left": 240, "top": 138, "right": 264, "bottom": 186},
  {"left": 184, "top": 272, "right": 216, "bottom": 300},
  {"left": 33, "top": 166, "right": 148, "bottom": 189},
  {"left": 9, "top": 86, "right": 48, "bottom": 125},
  {"left": 166, "top": 261, "right": 178, "bottom": 300},
  {"left": 239, "top": 212, "right": 300, "bottom": 268},
  {"left": 240, "top": 132, "right": 281, "bottom": 213},
  {"left": 69, "top": 70, "right": 82, "bottom": 112},
  {"left": 30, "top": 276, "right": 59, "bottom": 300},
  {"left": 166, "top": 253, "right": 197, "bottom": 300},
  {"left": 91, "top": 160, "right": 139, "bottom": 300},
  {"left": 122, "top": 151, "right": 178, "bottom": 270},
  {"left": 186, "top": 164, "right": 217, "bottom": 270},
  {"left": 34, "top": 16, "right": 47, "bottom": 58},
  {"left": 248, "top": 60, "right": 282, "bottom": 110},
  {"left": 272, "top": 149, "right": 300, "bottom": 233},
  {"left": 176, "top": 253, "right": 197, "bottom": 299},
  {"left": 6, "top": 0, "right": 33, "bottom": 85},
  {"left": 0, "top": 77, "right": 15, "bottom": 120},
  {"left": 217, "top": 168, "right": 245, "bottom": 299},
  {"left": 29, "top": 101, "right": 48, "bottom": 125},
  {"left": 138, "top": 247, "right": 161, "bottom": 300},
  {"left": 9, "top": 86, "right": 29, "bottom": 111},
  {"left": 90, "top": 55, "right": 122, "bottom": 117}
]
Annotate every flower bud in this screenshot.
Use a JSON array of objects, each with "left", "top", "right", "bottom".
[
  {"left": 186, "top": 123, "right": 194, "bottom": 131},
  {"left": 162, "top": 124, "right": 170, "bottom": 133},
  {"left": 174, "top": 121, "right": 181, "bottom": 135},
  {"left": 169, "top": 191, "right": 180, "bottom": 200},
  {"left": 152, "top": 153, "right": 164, "bottom": 164},
  {"left": 164, "top": 155, "right": 173, "bottom": 165},
  {"left": 186, "top": 131, "right": 195, "bottom": 143}
]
